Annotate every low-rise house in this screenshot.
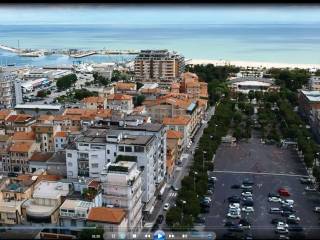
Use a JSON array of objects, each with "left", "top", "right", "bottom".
[
  {"left": 309, "top": 76, "right": 320, "bottom": 91},
  {"left": 59, "top": 199, "right": 93, "bottom": 230},
  {"left": 32, "top": 124, "right": 61, "bottom": 152},
  {"left": 9, "top": 141, "right": 39, "bottom": 173},
  {"left": 0, "top": 135, "right": 11, "bottom": 172},
  {"left": 106, "top": 94, "right": 134, "bottom": 114},
  {"left": 5, "top": 114, "right": 36, "bottom": 135},
  {"left": 0, "top": 200, "right": 24, "bottom": 225},
  {"left": 114, "top": 82, "right": 137, "bottom": 95},
  {"left": 163, "top": 116, "right": 191, "bottom": 149},
  {"left": 46, "top": 151, "right": 67, "bottom": 177},
  {"left": 22, "top": 180, "right": 71, "bottom": 224},
  {"left": 29, "top": 152, "right": 55, "bottom": 173},
  {"left": 81, "top": 96, "right": 107, "bottom": 110},
  {"left": 54, "top": 131, "right": 68, "bottom": 151},
  {"left": 98, "top": 86, "right": 115, "bottom": 98},
  {"left": 87, "top": 207, "right": 128, "bottom": 235},
  {"left": 299, "top": 90, "right": 320, "bottom": 121}
]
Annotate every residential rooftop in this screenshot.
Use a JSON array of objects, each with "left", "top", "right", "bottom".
[{"left": 33, "top": 180, "right": 70, "bottom": 199}]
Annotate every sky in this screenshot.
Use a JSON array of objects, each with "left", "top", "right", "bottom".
[{"left": 0, "top": 4, "right": 320, "bottom": 25}]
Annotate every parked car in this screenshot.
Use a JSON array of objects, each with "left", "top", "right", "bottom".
[
  {"left": 270, "top": 208, "right": 283, "bottom": 214},
  {"left": 242, "top": 196, "right": 253, "bottom": 202},
  {"left": 227, "top": 212, "right": 241, "bottom": 219},
  {"left": 241, "top": 184, "right": 253, "bottom": 190},
  {"left": 229, "top": 225, "right": 244, "bottom": 232},
  {"left": 243, "top": 200, "right": 254, "bottom": 207},
  {"left": 228, "top": 196, "right": 241, "bottom": 203},
  {"left": 195, "top": 216, "right": 206, "bottom": 224},
  {"left": 242, "top": 178, "right": 254, "bottom": 186},
  {"left": 300, "top": 176, "right": 314, "bottom": 184},
  {"left": 225, "top": 221, "right": 236, "bottom": 227},
  {"left": 269, "top": 193, "right": 281, "bottom": 198},
  {"left": 281, "top": 199, "right": 294, "bottom": 206},
  {"left": 171, "top": 185, "right": 179, "bottom": 191},
  {"left": 305, "top": 186, "right": 317, "bottom": 192},
  {"left": 242, "top": 188, "right": 253, "bottom": 193},
  {"left": 156, "top": 214, "right": 164, "bottom": 224},
  {"left": 229, "top": 203, "right": 240, "bottom": 209},
  {"left": 277, "top": 222, "right": 289, "bottom": 229},
  {"left": 278, "top": 188, "right": 290, "bottom": 197},
  {"left": 314, "top": 206, "right": 320, "bottom": 213},
  {"left": 282, "top": 211, "right": 293, "bottom": 217},
  {"left": 288, "top": 226, "right": 304, "bottom": 232},
  {"left": 287, "top": 215, "right": 300, "bottom": 222},
  {"left": 207, "top": 190, "right": 214, "bottom": 195},
  {"left": 231, "top": 184, "right": 241, "bottom": 189},
  {"left": 203, "top": 196, "right": 212, "bottom": 202},
  {"left": 275, "top": 227, "right": 289, "bottom": 234},
  {"left": 281, "top": 206, "right": 295, "bottom": 213},
  {"left": 278, "top": 235, "right": 290, "bottom": 239},
  {"left": 286, "top": 218, "right": 299, "bottom": 225},
  {"left": 241, "top": 192, "right": 253, "bottom": 197},
  {"left": 271, "top": 218, "right": 283, "bottom": 224},
  {"left": 269, "top": 196, "right": 282, "bottom": 202},
  {"left": 242, "top": 207, "right": 254, "bottom": 212},
  {"left": 163, "top": 203, "right": 170, "bottom": 211}
]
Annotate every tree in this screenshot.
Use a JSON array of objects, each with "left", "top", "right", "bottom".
[
  {"left": 315, "top": 70, "right": 320, "bottom": 76},
  {"left": 37, "top": 89, "right": 48, "bottom": 98},
  {"left": 136, "top": 82, "right": 144, "bottom": 90},
  {"left": 56, "top": 74, "right": 77, "bottom": 91},
  {"left": 133, "top": 95, "right": 145, "bottom": 107},
  {"left": 248, "top": 90, "right": 255, "bottom": 102},
  {"left": 74, "top": 89, "right": 98, "bottom": 100},
  {"left": 166, "top": 207, "right": 182, "bottom": 227}
]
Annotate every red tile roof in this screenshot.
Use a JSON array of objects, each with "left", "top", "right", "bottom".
[{"left": 87, "top": 207, "right": 126, "bottom": 224}]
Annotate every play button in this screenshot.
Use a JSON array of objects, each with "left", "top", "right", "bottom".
[{"left": 153, "top": 230, "right": 166, "bottom": 240}]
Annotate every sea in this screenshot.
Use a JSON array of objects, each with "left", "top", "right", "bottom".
[{"left": 0, "top": 23, "right": 320, "bottom": 67}]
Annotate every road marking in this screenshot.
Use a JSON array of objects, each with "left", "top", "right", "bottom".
[
  {"left": 212, "top": 170, "right": 308, "bottom": 177},
  {"left": 169, "top": 192, "right": 177, "bottom": 197}
]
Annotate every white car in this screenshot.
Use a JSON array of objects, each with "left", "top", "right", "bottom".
[
  {"left": 227, "top": 213, "right": 241, "bottom": 218},
  {"left": 281, "top": 199, "right": 294, "bottom": 205},
  {"left": 210, "top": 177, "right": 217, "bottom": 182},
  {"left": 204, "top": 197, "right": 212, "bottom": 202},
  {"left": 277, "top": 222, "right": 289, "bottom": 229},
  {"left": 242, "top": 207, "right": 254, "bottom": 212},
  {"left": 229, "top": 203, "right": 240, "bottom": 209},
  {"left": 275, "top": 227, "right": 289, "bottom": 234},
  {"left": 314, "top": 206, "right": 320, "bottom": 213},
  {"left": 163, "top": 203, "right": 170, "bottom": 211},
  {"left": 241, "top": 192, "right": 253, "bottom": 197},
  {"left": 287, "top": 215, "right": 300, "bottom": 221},
  {"left": 268, "top": 197, "right": 282, "bottom": 202}
]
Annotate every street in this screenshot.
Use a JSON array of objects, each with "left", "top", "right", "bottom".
[{"left": 144, "top": 105, "right": 216, "bottom": 232}]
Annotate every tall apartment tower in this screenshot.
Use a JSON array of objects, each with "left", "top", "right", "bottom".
[
  {"left": 100, "top": 161, "right": 143, "bottom": 232},
  {"left": 0, "top": 68, "right": 23, "bottom": 108},
  {"left": 134, "top": 50, "right": 185, "bottom": 82}
]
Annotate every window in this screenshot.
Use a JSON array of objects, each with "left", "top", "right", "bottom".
[
  {"left": 107, "top": 159, "right": 111, "bottom": 162},
  {"left": 56, "top": 144, "right": 58, "bottom": 148},
  {"left": 91, "top": 163, "right": 99, "bottom": 168},
  {"left": 118, "top": 146, "right": 124, "bottom": 152},
  {"left": 134, "top": 146, "right": 144, "bottom": 152},
  {"left": 125, "top": 146, "right": 132, "bottom": 152},
  {"left": 114, "top": 152, "right": 117, "bottom": 157},
  {"left": 67, "top": 153, "right": 72, "bottom": 158},
  {"left": 61, "top": 139, "right": 63, "bottom": 142},
  {"left": 107, "top": 150, "right": 110, "bottom": 154}
]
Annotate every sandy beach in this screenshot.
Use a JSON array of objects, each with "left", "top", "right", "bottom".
[{"left": 189, "top": 59, "right": 320, "bottom": 70}]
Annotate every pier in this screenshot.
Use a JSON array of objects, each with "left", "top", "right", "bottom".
[
  {"left": 0, "top": 44, "right": 20, "bottom": 53},
  {"left": 70, "top": 51, "right": 97, "bottom": 58}
]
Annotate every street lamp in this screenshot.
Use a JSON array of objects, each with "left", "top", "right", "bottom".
[
  {"left": 181, "top": 200, "right": 187, "bottom": 222},
  {"left": 194, "top": 171, "right": 198, "bottom": 191}
]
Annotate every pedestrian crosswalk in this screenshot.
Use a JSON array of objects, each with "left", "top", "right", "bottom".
[{"left": 169, "top": 192, "right": 178, "bottom": 197}]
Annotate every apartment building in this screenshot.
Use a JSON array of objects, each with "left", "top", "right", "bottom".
[
  {"left": 298, "top": 90, "right": 320, "bottom": 121},
  {"left": 179, "top": 72, "right": 208, "bottom": 100},
  {"left": 32, "top": 124, "right": 61, "bottom": 152},
  {"left": 134, "top": 50, "right": 185, "bottom": 82},
  {"left": 0, "top": 200, "right": 24, "bottom": 225},
  {"left": 0, "top": 68, "right": 23, "bottom": 108},
  {"left": 66, "top": 129, "right": 160, "bottom": 205},
  {"left": 100, "top": 161, "right": 143, "bottom": 232},
  {"left": 54, "top": 131, "right": 68, "bottom": 151},
  {"left": 0, "top": 135, "right": 11, "bottom": 172}
]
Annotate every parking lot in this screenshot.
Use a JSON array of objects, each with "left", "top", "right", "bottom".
[{"left": 204, "top": 132, "right": 320, "bottom": 239}]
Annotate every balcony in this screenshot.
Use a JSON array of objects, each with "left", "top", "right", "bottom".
[{"left": 60, "top": 211, "right": 86, "bottom": 219}]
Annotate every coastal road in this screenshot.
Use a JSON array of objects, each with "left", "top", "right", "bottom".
[{"left": 144, "top": 105, "right": 216, "bottom": 233}]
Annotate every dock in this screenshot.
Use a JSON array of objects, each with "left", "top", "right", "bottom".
[
  {"left": 0, "top": 44, "right": 20, "bottom": 53},
  {"left": 70, "top": 51, "right": 97, "bottom": 58}
]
